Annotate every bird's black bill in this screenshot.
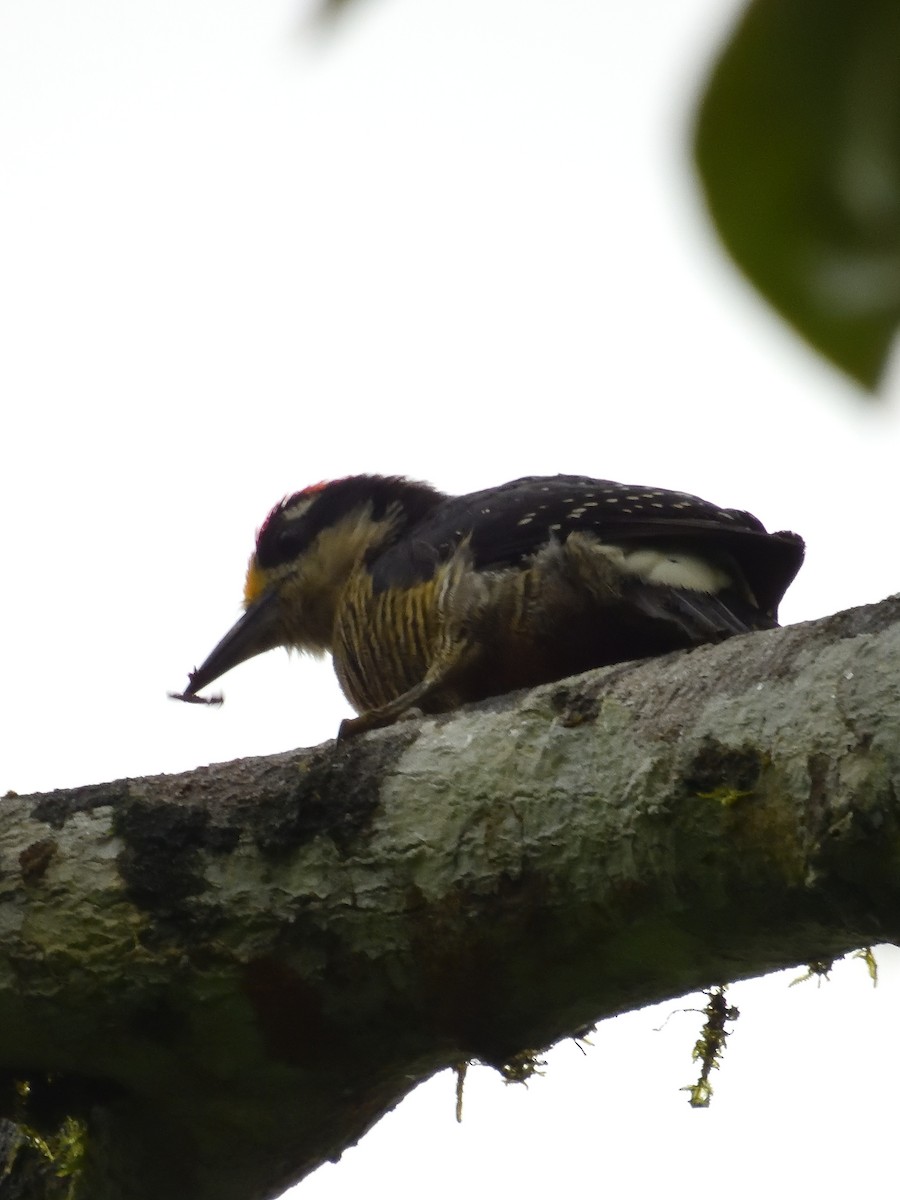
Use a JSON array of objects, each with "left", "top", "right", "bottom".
[
  {"left": 169, "top": 589, "right": 282, "bottom": 706},
  {"left": 168, "top": 689, "right": 225, "bottom": 706}
]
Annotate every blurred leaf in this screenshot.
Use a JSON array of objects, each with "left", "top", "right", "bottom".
[
  {"left": 695, "top": 0, "right": 900, "bottom": 391},
  {"left": 311, "top": 0, "right": 365, "bottom": 27}
]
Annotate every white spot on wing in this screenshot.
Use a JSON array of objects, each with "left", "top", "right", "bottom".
[{"left": 621, "top": 549, "right": 731, "bottom": 592}]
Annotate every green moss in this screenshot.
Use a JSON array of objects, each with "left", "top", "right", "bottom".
[
  {"left": 695, "top": 786, "right": 753, "bottom": 807},
  {"left": 0, "top": 1076, "right": 87, "bottom": 1198},
  {"left": 853, "top": 947, "right": 879, "bottom": 985},
  {"left": 789, "top": 960, "right": 833, "bottom": 987},
  {"left": 47, "top": 1116, "right": 87, "bottom": 1189},
  {"left": 682, "top": 985, "right": 739, "bottom": 1108},
  {"left": 499, "top": 1049, "right": 546, "bottom": 1085}
]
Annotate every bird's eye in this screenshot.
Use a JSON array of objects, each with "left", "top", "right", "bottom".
[{"left": 276, "top": 525, "right": 309, "bottom": 560}]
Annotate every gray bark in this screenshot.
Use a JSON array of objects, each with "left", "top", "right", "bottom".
[{"left": 1, "top": 597, "right": 899, "bottom": 1199}]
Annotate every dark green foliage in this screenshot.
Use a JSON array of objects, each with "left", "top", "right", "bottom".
[{"left": 695, "top": 0, "right": 900, "bottom": 390}]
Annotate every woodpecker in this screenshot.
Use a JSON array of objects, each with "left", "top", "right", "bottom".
[{"left": 171, "top": 474, "right": 804, "bottom": 738}]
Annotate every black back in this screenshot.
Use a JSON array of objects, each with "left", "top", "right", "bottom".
[{"left": 368, "top": 474, "right": 804, "bottom": 619}]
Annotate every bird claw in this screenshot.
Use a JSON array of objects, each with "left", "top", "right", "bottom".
[
  {"left": 337, "top": 704, "right": 425, "bottom": 741},
  {"left": 337, "top": 715, "right": 368, "bottom": 740}
]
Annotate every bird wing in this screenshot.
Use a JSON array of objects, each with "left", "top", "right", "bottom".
[{"left": 369, "top": 474, "right": 804, "bottom": 620}]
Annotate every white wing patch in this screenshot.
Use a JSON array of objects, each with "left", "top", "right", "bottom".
[{"left": 596, "top": 545, "right": 732, "bottom": 593}]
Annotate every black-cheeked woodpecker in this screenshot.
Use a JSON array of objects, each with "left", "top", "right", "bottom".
[{"left": 172, "top": 474, "right": 804, "bottom": 738}]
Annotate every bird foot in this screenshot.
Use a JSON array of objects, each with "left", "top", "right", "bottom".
[{"left": 337, "top": 704, "right": 425, "bottom": 741}]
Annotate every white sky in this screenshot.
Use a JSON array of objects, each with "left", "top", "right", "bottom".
[{"left": 2, "top": 0, "right": 899, "bottom": 1197}]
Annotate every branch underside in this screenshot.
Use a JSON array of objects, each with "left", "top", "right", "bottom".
[{"left": 2, "top": 597, "right": 900, "bottom": 1199}]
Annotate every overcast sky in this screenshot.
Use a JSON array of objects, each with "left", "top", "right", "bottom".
[{"left": 2, "top": 1, "right": 898, "bottom": 1197}]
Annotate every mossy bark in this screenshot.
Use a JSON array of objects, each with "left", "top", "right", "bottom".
[{"left": 1, "top": 598, "right": 899, "bottom": 1199}]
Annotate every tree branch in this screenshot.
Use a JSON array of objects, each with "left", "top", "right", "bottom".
[{"left": 2, "top": 597, "right": 899, "bottom": 1199}]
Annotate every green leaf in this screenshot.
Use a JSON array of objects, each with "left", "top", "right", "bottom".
[{"left": 694, "top": 0, "right": 900, "bottom": 391}]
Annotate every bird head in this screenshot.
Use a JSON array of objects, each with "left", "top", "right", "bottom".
[{"left": 171, "top": 475, "right": 442, "bottom": 704}]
